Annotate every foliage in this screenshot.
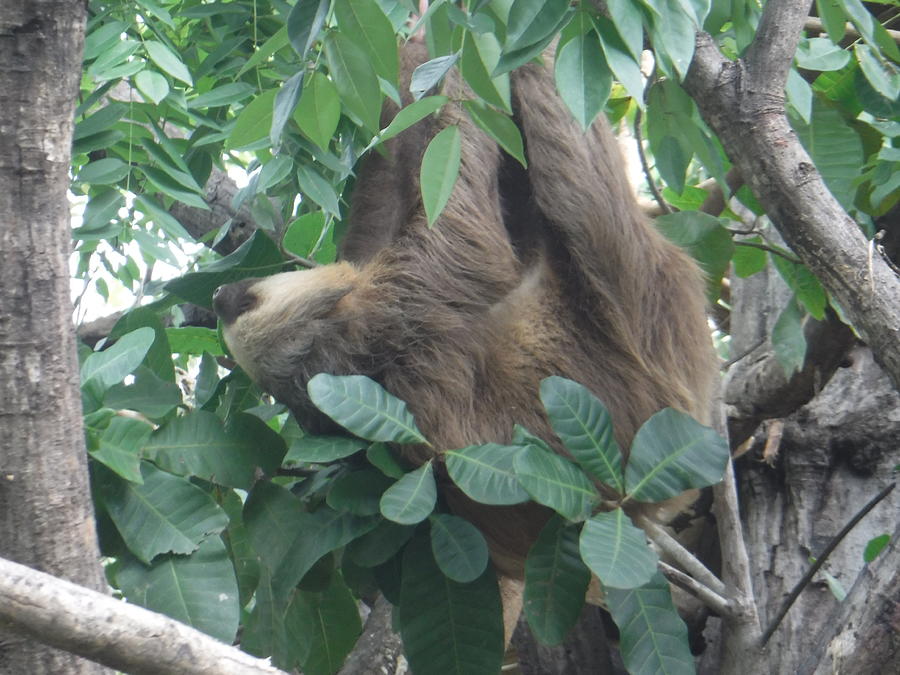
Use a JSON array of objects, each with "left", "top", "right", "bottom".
[{"left": 71, "top": 0, "right": 897, "bottom": 673}]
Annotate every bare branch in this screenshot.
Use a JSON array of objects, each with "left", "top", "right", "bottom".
[
  {"left": 659, "top": 561, "right": 737, "bottom": 620},
  {"left": 639, "top": 517, "right": 727, "bottom": 596},
  {"left": 0, "top": 557, "right": 284, "bottom": 675}
]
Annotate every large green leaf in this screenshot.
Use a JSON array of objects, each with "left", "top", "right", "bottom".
[
  {"left": 324, "top": 31, "right": 382, "bottom": 134},
  {"left": 81, "top": 327, "right": 156, "bottom": 392},
  {"left": 579, "top": 509, "right": 658, "bottom": 589},
  {"left": 241, "top": 565, "right": 290, "bottom": 666},
  {"left": 410, "top": 54, "right": 459, "bottom": 100},
  {"left": 308, "top": 373, "right": 428, "bottom": 444},
  {"left": 400, "top": 535, "right": 504, "bottom": 675},
  {"left": 505, "top": 0, "right": 570, "bottom": 52},
  {"left": 243, "top": 482, "right": 378, "bottom": 597},
  {"left": 283, "top": 434, "right": 367, "bottom": 466},
  {"left": 594, "top": 14, "right": 644, "bottom": 102},
  {"left": 606, "top": 572, "right": 695, "bottom": 675},
  {"left": 296, "top": 164, "right": 340, "bottom": 216},
  {"left": 285, "top": 0, "right": 329, "bottom": 58},
  {"left": 379, "top": 95, "right": 448, "bottom": 143},
  {"left": 462, "top": 100, "right": 526, "bottom": 167},
  {"left": 346, "top": 519, "right": 415, "bottom": 567},
  {"left": 99, "top": 462, "right": 229, "bottom": 564},
  {"left": 420, "top": 125, "right": 462, "bottom": 227},
  {"left": 772, "top": 296, "right": 808, "bottom": 376},
  {"left": 655, "top": 210, "right": 735, "bottom": 302},
  {"left": 555, "top": 29, "right": 611, "bottom": 131},
  {"left": 539, "top": 376, "right": 624, "bottom": 493},
  {"left": 792, "top": 98, "right": 864, "bottom": 210},
  {"left": 523, "top": 516, "right": 590, "bottom": 645},
  {"left": 90, "top": 416, "right": 152, "bottom": 483},
  {"left": 293, "top": 71, "right": 341, "bottom": 150},
  {"left": 116, "top": 537, "right": 239, "bottom": 644},
  {"left": 461, "top": 32, "right": 511, "bottom": 112},
  {"left": 334, "top": 0, "right": 398, "bottom": 85},
  {"left": 625, "top": 409, "right": 729, "bottom": 502},
  {"left": 227, "top": 88, "right": 278, "bottom": 150},
  {"left": 143, "top": 411, "right": 286, "bottom": 489},
  {"left": 327, "top": 469, "right": 394, "bottom": 516},
  {"left": 144, "top": 40, "right": 192, "bottom": 85},
  {"left": 380, "top": 461, "right": 437, "bottom": 525},
  {"left": 513, "top": 445, "right": 597, "bottom": 521},
  {"left": 429, "top": 513, "right": 490, "bottom": 583},
  {"left": 271, "top": 71, "right": 304, "bottom": 148},
  {"left": 445, "top": 443, "right": 529, "bottom": 505},
  {"left": 103, "top": 368, "right": 182, "bottom": 420},
  {"left": 77, "top": 158, "right": 131, "bottom": 187},
  {"left": 648, "top": 0, "right": 696, "bottom": 78},
  {"left": 771, "top": 254, "right": 828, "bottom": 320},
  {"left": 165, "top": 231, "right": 284, "bottom": 307},
  {"left": 288, "top": 573, "right": 362, "bottom": 675},
  {"left": 606, "top": 0, "right": 644, "bottom": 61}
]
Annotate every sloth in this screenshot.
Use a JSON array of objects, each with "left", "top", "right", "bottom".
[{"left": 213, "top": 43, "right": 717, "bottom": 590}]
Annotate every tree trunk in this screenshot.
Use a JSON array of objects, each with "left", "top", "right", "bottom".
[{"left": 0, "top": 2, "right": 107, "bottom": 673}]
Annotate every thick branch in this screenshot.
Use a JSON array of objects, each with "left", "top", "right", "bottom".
[
  {"left": 684, "top": 7, "right": 900, "bottom": 393},
  {"left": 0, "top": 557, "right": 284, "bottom": 675}
]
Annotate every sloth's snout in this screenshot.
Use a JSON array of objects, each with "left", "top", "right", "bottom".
[{"left": 212, "top": 279, "right": 259, "bottom": 325}]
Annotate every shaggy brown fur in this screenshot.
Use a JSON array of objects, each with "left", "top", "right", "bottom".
[{"left": 214, "top": 44, "right": 717, "bottom": 578}]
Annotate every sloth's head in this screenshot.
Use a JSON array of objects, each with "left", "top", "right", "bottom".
[{"left": 212, "top": 263, "right": 360, "bottom": 430}]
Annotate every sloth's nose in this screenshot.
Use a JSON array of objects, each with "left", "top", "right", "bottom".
[{"left": 212, "top": 280, "right": 258, "bottom": 325}]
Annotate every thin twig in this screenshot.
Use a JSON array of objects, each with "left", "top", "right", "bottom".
[
  {"left": 720, "top": 337, "right": 766, "bottom": 371},
  {"left": 639, "top": 517, "right": 728, "bottom": 596},
  {"left": 760, "top": 482, "right": 897, "bottom": 645},
  {"left": 634, "top": 74, "right": 672, "bottom": 215},
  {"left": 733, "top": 239, "right": 801, "bottom": 264},
  {"left": 659, "top": 561, "right": 737, "bottom": 620}
]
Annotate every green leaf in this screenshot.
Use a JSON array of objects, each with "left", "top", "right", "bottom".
[
  {"left": 141, "top": 166, "right": 208, "bottom": 210},
  {"left": 76, "top": 157, "right": 130, "bottom": 185},
  {"left": 289, "top": 573, "right": 362, "bottom": 675},
  {"left": 116, "top": 537, "right": 239, "bottom": 644},
  {"left": 523, "top": 516, "right": 590, "bottom": 645},
  {"left": 165, "top": 231, "right": 283, "bottom": 307},
  {"left": 655, "top": 211, "right": 735, "bottom": 302},
  {"left": 463, "top": 99, "right": 526, "bottom": 167},
  {"left": 134, "top": 70, "right": 170, "bottom": 104},
  {"left": 99, "top": 462, "right": 229, "bottom": 564},
  {"left": 140, "top": 139, "right": 204, "bottom": 194},
  {"left": 271, "top": 71, "right": 304, "bottom": 148},
  {"left": 429, "top": 513, "right": 490, "bottom": 583},
  {"left": 771, "top": 255, "right": 828, "bottom": 320},
  {"left": 380, "top": 95, "right": 448, "bottom": 143},
  {"left": 420, "top": 125, "right": 462, "bottom": 227},
  {"left": 286, "top": 0, "right": 329, "bottom": 58},
  {"left": 445, "top": 443, "right": 529, "bottom": 505},
  {"left": 144, "top": 40, "right": 192, "bottom": 86},
  {"left": 81, "top": 327, "right": 156, "bottom": 391},
  {"left": 324, "top": 31, "right": 382, "bottom": 134},
  {"left": 327, "top": 469, "right": 394, "bottom": 516},
  {"left": 188, "top": 82, "right": 255, "bottom": 109},
  {"left": 625, "top": 408, "right": 730, "bottom": 502},
  {"left": 347, "top": 519, "right": 415, "bottom": 567},
  {"left": 648, "top": 0, "right": 696, "bottom": 78},
  {"left": 410, "top": 54, "right": 459, "bottom": 100},
  {"left": 366, "top": 442, "right": 407, "bottom": 478},
  {"left": 864, "top": 533, "right": 890, "bottom": 563},
  {"left": 792, "top": 98, "right": 864, "bottom": 210},
  {"left": 855, "top": 44, "right": 900, "bottom": 101},
  {"left": 513, "top": 445, "right": 597, "bottom": 521},
  {"left": 732, "top": 239, "right": 768, "bottom": 278},
  {"left": 796, "top": 37, "right": 851, "bottom": 72},
  {"left": 90, "top": 416, "right": 152, "bottom": 483},
  {"left": 103, "top": 368, "right": 182, "bottom": 419},
  {"left": 380, "top": 461, "right": 437, "bottom": 525},
  {"left": 227, "top": 88, "right": 277, "bottom": 150},
  {"left": 164, "top": 326, "right": 223, "bottom": 357},
  {"left": 505, "top": 0, "right": 570, "bottom": 52},
  {"left": 555, "top": 29, "right": 611, "bottom": 130},
  {"left": 772, "top": 296, "right": 807, "bottom": 377},
  {"left": 84, "top": 21, "right": 128, "bottom": 61},
  {"left": 786, "top": 68, "right": 813, "bottom": 124},
  {"left": 308, "top": 373, "right": 428, "bottom": 444},
  {"left": 241, "top": 565, "right": 290, "bottom": 665},
  {"left": 594, "top": 15, "right": 645, "bottom": 102},
  {"left": 607, "top": 572, "right": 695, "bottom": 675},
  {"left": 143, "top": 411, "right": 286, "bottom": 489},
  {"left": 606, "top": 0, "right": 644, "bottom": 61},
  {"left": 400, "top": 535, "right": 504, "bottom": 675},
  {"left": 74, "top": 102, "right": 127, "bottom": 140},
  {"left": 816, "top": 0, "right": 846, "bottom": 46},
  {"left": 293, "top": 71, "right": 341, "bottom": 149},
  {"left": 334, "top": 0, "right": 399, "bottom": 85},
  {"left": 461, "top": 32, "right": 510, "bottom": 112},
  {"left": 284, "top": 434, "right": 366, "bottom": 465},
  {"left": 283, "top": 211, "right": 328, "bottom": 258},
  {"left": 296, "top": 164, "right": 340, "bottom": 216},
  {"left": 244, "top": 483, "right": 378, "bottom": 596},
  {"left": 539, "top": 376, "right": 624, "bottom": 493},
  {"left": 579, "top": 509, "right": 658, "bottom": 589}
]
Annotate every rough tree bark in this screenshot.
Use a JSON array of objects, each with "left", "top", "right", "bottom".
[{"left": 0, "top": 2, "right": 108, "bottom": 673}]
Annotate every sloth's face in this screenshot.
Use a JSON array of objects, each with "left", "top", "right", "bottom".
[{"left": 212, "top": 263, "right": 357, "bottom": 427}]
